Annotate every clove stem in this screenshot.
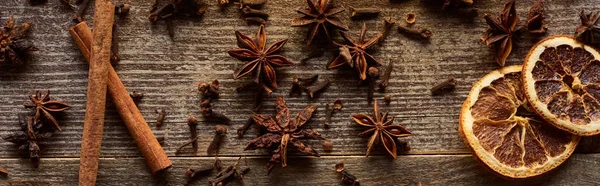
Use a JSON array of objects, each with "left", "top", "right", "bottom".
[
  {"left": 380, "top": 18, "right": 396, "bottom": 45},
  {"left": 241, "top": 6, "right": 269, "bottom": 18},
  {"left": 324, "top": 104, "right": 333, "bottom": 128},
  {"left": 397, "top": 25, "right": 432, "bottom": 39},
  {"left": 207, "top": 125, "right": 227, "bottom": 154},
  {"left": 187, "top": 116, "right": 198, "bottom": 152},
  {"left": 349, "top": 7, "right": 380, "bottom": 19},
  {"left": 245, "top": 17, "right": 266, "bottom": 25},
  {"left": 368, "top": 67, "right": 380, "bottom": 105},
  {"left": 156, "top": 109, "right": 166, "bottom": 128},
  {"left": 431, "top": 77, "right": 457, "bottom": 95},
  {"left": 306, "top": 79, "right": 330, "bottom": 99},
  {"left": 237, "top": 117, "right": 254, "bottom": 137},
  {"left": 379, "top": 62, "right": 393, "bottom": 91}
]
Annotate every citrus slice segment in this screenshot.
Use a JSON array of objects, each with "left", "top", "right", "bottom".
[
  {"left": 523, "top": 36, "right": 600, "bottom": 136},
  {"left": 459, "top": 65, "right": 579, "bottom": 179}
]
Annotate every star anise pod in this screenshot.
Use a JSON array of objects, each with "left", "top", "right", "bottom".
[
  {"left": 481, "top": 0, "right": 524, "bottom": 67},
  {"left": 328, "top": 24, "right": 382, "bottom": 81},
  {"left": 291, "top": 0, "right": 348, "bottom": 46},
  {"left": 1, "top": 16, "right": 34, "bottom": 67},
  {"left": 228, "top": 25, "right": 293, "bottom": 93},
  {"left": 3, "top": 115, "right": 53, "bottom": 168},
  {"left": 245, "top": 96, "right": 324, "bottom": 173},
  {"left": 527, "top": 0, "right": 547, "bottom": 34},
  {"left": 575, "top": 10, "right": 600, "bottom": 45},
  {"left": 352, "top": 99, "right": 411, "bottom": 158},
  {"left": 23, "top": 91, "right": 71, "bottom": 131}
]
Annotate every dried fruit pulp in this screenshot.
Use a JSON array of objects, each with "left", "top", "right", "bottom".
[
  {"left": 523, "top": 36, "right": 600, "bottom": 136},
  {"left": 459, "top": 65, "right": 579, "bottom": 179}
]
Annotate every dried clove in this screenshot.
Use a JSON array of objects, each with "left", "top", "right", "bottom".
[
  {"left": 398, "top": 140, "right": 411, "bottom": 152},
  {"left": 349, "top": 7, "right": 380, "bottom": 19},
  {"left": 379, "top": 62, "right": 393, "bottom": 91},
  {"left": 333, "top": 98, "right": 342, "bottom": 110},
  {"left": 380, "top": 18, "right": 396, "bottom": 45},
  {"left": 207, "top": 125, "right": 227, "bottom": 154},
  {"left": 148, "top": 0, "right": 207, "bottom": 38},
  {"left": 335, "top": 162, "right": 360, "bottom": 186},
  {"left": 129, "top": 91, "right": 144, "bottom": 105},
  {"left": 236, "top": 0, "right": 267, "bottom": 8},
  {"left": 397, "top": 24, "right": 432, "bottom": 39},
  {"left": 322, "top": 141, "right": 333, "bottom": 152},
  {"left": 367, "top": 67, "right": 380, "bottom": 105},
  {"left": 115, "top": 3, "right": 131, "bottom": 17},
  {"left": 187, "top": 116, "right": 199, "bottom": 152},
  {"left": 384, "top": 94, "right": 392, "bottom": 105},
  {"left": 324, "top": 104, "right": 333, "bottom": 128},
  {"left": 237, "top": 117, "right": 254, "bottom": 137},
  {"left": 198, "top": 80, "right": 220, "bottom": 99},
  {"left": 176, "top": 137, "right": 198, "bottom": 154},
  {"left": 110, "top": 25, "right": 120, "bottom": 66},
  {"left": 215, "top": 157, "right": 223, "bottom": 171},
  {"left": 241, "top": 6, "right": 269, "bottom": 18},
  {"left": 155, "top": 109, "right": 166, "bottom": 128},
  {"left": 406, "top": 13, "right": 416, "bottom": 24},
  {"left": 201, "top": 100, "right": 232, "bottom": 124},
  {"left": 431, "top": 77, "right": 457, "bottom": 95},
  {"left": 245, "top": 17, "right": 267, "bottom": 25},
  {"left": 209, "top": 157, "right": 249, "bottom": 186},
  {"left": 290, "top": 75, "right": 319, "bottom": 96},
  {"left": 185, "top": 164, "right": 214, "bottom": 186},
  {"left": 306, "top": 79, "right": 330, "bottom": 99}
]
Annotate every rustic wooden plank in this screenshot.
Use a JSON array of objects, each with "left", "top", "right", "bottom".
[
  {"left": 1, "top": 154, "right": 600, "bottom": 185},
  {"left": 0, "top": 0, "right": 599, "bottom": 159}
]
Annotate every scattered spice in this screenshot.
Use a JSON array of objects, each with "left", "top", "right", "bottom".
[
  {"left": 129, "top": 91, "right": 144, "bottom": 105},
  {"left": 397, "top": 24, "right": 432, "bottom": 39},
  {"left": 328, "top": 24, "right": 383, "bottom": 81},
  {"left": 207, "top": 125, "right": 227, "bottom": 155},
  {"left": 290, "top": 74, "right": 319, "bottom": 97},
  {"left": 431, "top": 77, "right": 457, "bottom": 95},
  {"left": 184, "top": 164, "right": 214, "bottom": 186},
  {"left": 241, "top": 6, "right": 269, "bottom": 18},
  {"left": 405, "top": 13, "right": 416, "bottom": 24},
  {"left": 237, "top": 117, "right": 255, "bottom": 137},
  {"left": 115, "top": 3, "right": 131, "bottom": 17},
  {"left": 214, "top": 157, "right": 223, "bottom": 171},
  {"left": 23, "top": 90, "right": 71, "bottom": 131},
  {"left": 324, "top": 104, "right": 334, "bottom": 128},
  {"left": 4, "top": 115, "right": 54, "bottom": 168},
  {"left": 378, "top": 62, "right": 393, "bottom": 91},
  {"left": 176, "top": 137, "right": 198, "bottom": 154},
  {"left": 367, "top": 67, "right": 379, "bottom": 105},
  {"left": 291, "top": 0, "right": 348, "bottom": 45},
  {"left": 353, "top": 99, "right": 411, "bottom": 158},
  {"left": 110, "top": 25, "right": 119, "bottom": 66},
  {"left": 349, "top": 7, "right": 380, "bottom": 20},
  {"left": 155, "top": 109, "right": 166, "bottom": 128},
  {"left": 333, "top": 98, "right": 342, "bottom": 110},
  {"left": 198, "top": 80, "right": 220, "bottom": 99},
  {"left": 0, "top": 16, "right": 35, "bottom": 67},
  {"left": 527, "top": 0, "right": 546, "bottom": 34},
  {"left": 201, "top": 100, "right": 232, "bottom": 124},
  {"left": 442, "top": 0, "right": 474, "bottom": 11},
  {"left": 148, "top": 0, "right": 207, "bottom": 38},
  {"left": 245, "top": 96, "right": 324, "bottom": 173},
  {"left": 228, "top": 25, "right": 293, "bottom": 93},
  {"left": 306, "top": 79, "right": 330, "bottom": 99},
  {"left": 380, "top": 18, "right": 396, "bottom": 45},
  {"left": 187, "top": 116, "right": 199, "bottom": 153},
  {"left": 575, "top": 10, "right": 600, "bottom": 44},
  {"left": 384, "top": 94, "right": 392, "bottom": 104},
  {"left": 335, "top": 162, "right": 360, "bottom": 186},
  {"left": 245, "top": 17, "right": 267, "bottom": 25},
  {"left": 209, "top": 157, "right": 250, "bottom": 186},
  {"left": 481, "top": 0, "right": 524, "bottom": 66},
  {"left": 322, "top": 141, "right": 333, "bottom": 152}
]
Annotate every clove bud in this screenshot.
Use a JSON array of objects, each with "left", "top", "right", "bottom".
[
  {"left": 379, "top": 62, "right": 393, "bottom": 91},
  {"left": 155, "top": 109, "right": 166, "bottom": 128},
  {"left": 188, "top": 116, "right": 199, "bottom": 152},
  {"left": 349, "top": 7, "right": 380, "bottom": 19},
  {"left": 397, "top": 24, "right": 432, "bottom": 39},
  {"left": 198, "top": 80, "right": 220, "bottom": 99},
  {"left": 242, "top": 6, "right": 269, "bottom": 18},
  {"left": 380, "top": 18, "right": 396, "bottom": 45},
  {"left": 306, "top": 79, "right": 330, "bottom": 99},
  {"left": 207, "top": 125, "right": 228, "bottom": 154},
  {"left": 115, "top": 3, "right": 131, "bottom": 17},
  {"left": 431, "top": 77, "right": 457, "bottom": 95},
  {"left": 335, "top": 162, "right": 360, "bottom": 186},
  {"left": 237, "top": 117, "right": 254, "bottom": 137}
]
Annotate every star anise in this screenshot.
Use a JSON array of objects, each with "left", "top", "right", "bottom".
[
  {"left": 481, "top": 0, "right": 524, "bottom": 67},
  {"left": 245, "top": 96, "right": 324, "bottom": 173},
  {"left": 575, "top": 10, "right": 600, "bottom": 45},
  {"left": 228, "top": 25, "right": 293, "bottom": 93},
  {"left": 1, "top": 16, "right": 34, "bottom": 67},
  {"left": 23, "top": 91, "right": 71, "bottom": 131},
  {"left": 527, "top": 0, "right": 547, "bottom": 34},
  {"left": 291, "top": 0, "right": 348, "bottom": 46},
  {"left": 328, "top": 23, "right": 382, "bottom": 81},
  {"left": 3, "top": 115, "right": 53, "bottom": 168},
  {"left": 352, "top": 99, "right": 411, "bottom": 158}
]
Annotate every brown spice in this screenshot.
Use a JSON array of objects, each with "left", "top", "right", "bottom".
[
  {"left": 481, "top": 0, "right": 523, "bottom": 66},
  {"left": 349, "top": 7, "right": 380, "bottom": 20},
  {"left": 379, "top": 62, "right": 393, "bottom": 91},
  {"left": 129, "top": 91, "right": 144, "bottom": 105},
  {"left": 237, "top": 117, "right": 254, "bottom": 137},
  {"left": 291, "top": 0, "right": 348, "bottom": 45},
  {"left": 431, "top": 78, "right": 457, "bottom": 95},
  {"left": 575, "top": 10, "right": 600, "bottom": 44},
  {"left": 335, "top": 162, "right": 360, "bottom": 186},
  {"left": 306, "top": 79, "right": 330, "bottom": 99},
  {"left": 367, "top": 67, "right": 380, "bottom": 105},
  {"left": 4, "top": 115, "right": 53, "bottom": 168},
  {"left": 300, "top": 48, "right": 326, "bottom": 64},
  {"left": 201, "top": 100, "right": 232, "bottom": 124},
  {"left": 241, "top": 6, "right": 269, "bottom": 18},
  {"left": 207, "top": 125, "right": 228, "bottom": 154},
  {"left": 187, "top": 116, "right": 199, "bottom": 152},
  {"left": 198, "top": 80, "right": 220, "bottom": 99},
  {"left": 148, "top": 0, "right": 207, "bottom": 38},
  {"left": 384, "top": 94, "right": 392, "bottom": 104},
  {"left": 397, "top": 24, "right": 432, "bottom": 39},
  {"left": 527, "top": 0, "right": 546, "bottom": 34},
  {"left": 0, "top": 166, "right": 7, "bottom": 176},
  {"left": 115, "top": 3, "right": 131, "bottom": 17},
  {"left": 380, "top": 18, "right": 396, "bottom": 45},
  {"left": 110, "top": 25, "right": 119, "bottom": 66},
  {"left": 290, "top": 74, "right": 319, "bottom": 97},
  {"left": 329, "top": 24, "right": 383, "bottom": 81},
  {"left": 322, "top": 141, "right": 333, "bottom": 152},
  {"left": 73, "top": 0, "right": 91, "bottom": 23},
  {"left": 245, "top": 17, "right": 267, "bottom": 25},
  {"left": 209, "top": 157, "right": 250, "bottom": 186},
  {"left": 23, "top": 91, "right": 71, "bottom": 131},
  {"left": 406, "top": 13, "right": 416, "bottom": 24},
  {"left": 0, "top": 16, "right": 35, "bottom": 67},
  {"left": 156, "top": 109, "right": 166, "bottom": 128},
  {"left": 185, "top": 164, "right": 213, "bottom": 185},
  {"left": 333, "top": 98, "right": 343, "bottom": 110}
]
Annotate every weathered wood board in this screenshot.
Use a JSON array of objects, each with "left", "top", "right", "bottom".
[{"left": 0, "top": 0, "right": 599, "bottom": 185}]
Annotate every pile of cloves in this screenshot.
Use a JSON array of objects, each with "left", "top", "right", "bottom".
[
  {"left": 289, "top": 75, "right": 330, "bottom": 99},
  {"left": 185, "top": 158, "right": 250, "bottom": 186},
  {"left": 198, "top": 80, "right": 231, "bottom": 124},
  {"left": 198, "top": 80, "right": 220, "bottom": 99},
  {"left": 176, "top": 116, "right": 199, "bottom": 154},
  {"left": 335, "top": 162, "right": 360, "bottom": 186},
  {"left": 381, "top": 16, "right": 432, "bottom": 40},
  {"left": 207, "top": 125, "right": 227, "bottom": 155}
]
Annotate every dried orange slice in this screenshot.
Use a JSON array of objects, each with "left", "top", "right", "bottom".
[
  {"left": 459, "top": 65, "right": 579, "bottom": 179},
  {"left": 523, "top": 36, "right": 600, "bottom": 136}
]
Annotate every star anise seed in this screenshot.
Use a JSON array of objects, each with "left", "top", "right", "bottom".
[
  {"left": 23, "top": 90, "right": 71, "bottom": 131},
  {"left": 352, "top": 99, "right": 411, "bottom": 158},
  {"left": 228, "top": 25, "right": 293, "bottom": 93},
  {"left": 291, "top": 0, "right": 348, "bottom": 46},
  {"left": 575, "top": 10, "right": 600, "bottom": 45},
  {"left": 245, "top": 96, "right": 324, "bottom": 174},
  {"left": 0, "top": 16, "right": 35, "bottom": 67},
  {"left": 527, "top": 0, "right": 547, "bottom": 34},
  {"left": 481, "top": 0, "right": 524, "bottom": 67},
  {"left": 328, "top": 23, "right": 383, "bottom": 81}
]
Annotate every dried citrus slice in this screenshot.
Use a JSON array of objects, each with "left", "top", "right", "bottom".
[
  {"left": 459, "top": 65, "right": 579, "bottom": 179},
  {"left": 523, "top": 36, "right": 600, "bottom": 136}
]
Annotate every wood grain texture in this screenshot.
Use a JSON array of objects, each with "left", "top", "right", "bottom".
[{"left": 0, "top": 0, "right": 600, "bottom": 185}]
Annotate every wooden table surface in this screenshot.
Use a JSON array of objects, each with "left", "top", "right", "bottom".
[{"left": 1, "top": 0, "right": 600, "bottom": 185}]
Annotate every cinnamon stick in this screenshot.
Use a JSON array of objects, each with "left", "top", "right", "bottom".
[
  {"left": 78, "top": 0, "right": 113, "bottom": 185},
  {"left": 70, "top": 24, "right": 171, "bottom": 174}
]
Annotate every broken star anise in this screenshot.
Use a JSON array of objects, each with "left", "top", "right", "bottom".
[
  {"left": 481, "top": 0, "right": 524, "bottom": 67},
  {"left": 291, "top": 0, "right": 348, "bottom": 46},
  {"left": 3, "top": 115, "right": 53, "bottom": 168},
  {"left": 245, "top": 96, "right": 324, "bottom": 173},
  {"left": 23, "top": 90, "right": 71, "bottom": 131},
  {"left": 228, "top": 25, "right": 293, "bottom": 93},
  {"left": 527, "top": 0, "right": 547, "bottom": 34},
  {"left": 575, "top": 10, "right": 600, "bottom": 45},
  {"left": 352, "top": 99, "right": 411, "bottom": 158},
  {"left": 328, "top": 23, "right": 382, "bottom": 81},
  {"left": 1, "top": 16, "right": 34, "bottom": 67}
]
